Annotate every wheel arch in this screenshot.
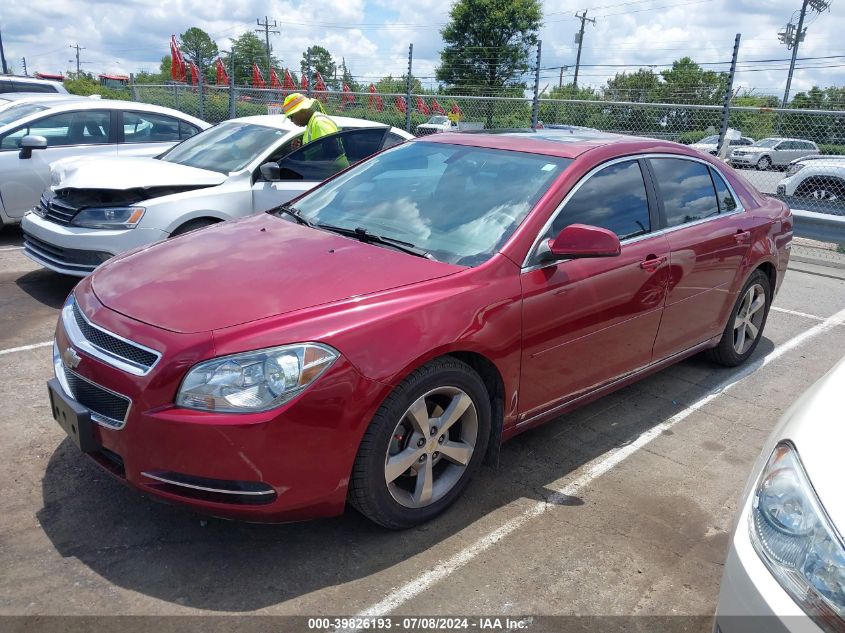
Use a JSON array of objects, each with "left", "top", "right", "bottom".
[
  {"left": 167, "top": 213, "right": 226, "bottom": 235},
  {"left": 795, "top": 174, "right": 845, "bottom": 195}
]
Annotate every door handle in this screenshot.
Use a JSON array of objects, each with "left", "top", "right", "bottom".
[
  {"left": 735, "top": 230, "right": 751, "bottom": 243},
  {"left": 639, "top": 255, "right": 667, "bottom": 271}
]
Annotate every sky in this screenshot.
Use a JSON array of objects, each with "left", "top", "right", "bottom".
[{"left": 1, "top": 0, "right": 843, "bottom": 99}]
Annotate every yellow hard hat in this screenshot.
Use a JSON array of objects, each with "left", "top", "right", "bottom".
[{"left": 282, "top": 92, "right": 314, "bottom": 117}]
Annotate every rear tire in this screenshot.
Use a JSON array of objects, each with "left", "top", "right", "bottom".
[
  {"left": 169, "top": 218, "right": 217, "bottom": 237},
  {"left": 349, "top": 357, "right": 491, "bottom": 529},
  {"left": 708, "top": 269, "right": 771, "bottom": 367}
]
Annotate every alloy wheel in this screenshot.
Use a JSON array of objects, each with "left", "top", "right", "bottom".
[
  {"left": 809, "top": 187, "right": 838, "bottom": 202},
  {"left": 733, "top": 283, "right": 766, "bottom": 355},
  {"left": 384, "top": 386, "right": 478, "bottom": 509},
  {"left": 757, "top": 156, "right": 771, "bottom": 170}
]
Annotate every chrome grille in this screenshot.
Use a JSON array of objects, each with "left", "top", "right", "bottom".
[
  {"left": 64, "top": 369, "right": 130, "bottom": 428},
  {"left": 39, "top": 193, "right": 80, "bottom": 226},
  {"left": 62, "top": 297, "right": 161, "bottom": 376},
  {"left": 71, "top": 301, "right": 158, "bottom": 368}
]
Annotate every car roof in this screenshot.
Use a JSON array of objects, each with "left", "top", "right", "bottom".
[
  {"left": 228, "top": 114, "right": 393, "bottom": 130},
  {"left": 0, "top": 98, "right": 209, "bottom": 133},
  {"left": 417, "top": 128, "right": 672, "bottom": 159},
  {"left": 0, "top": 92, "right": 84, "bottom": 104}
]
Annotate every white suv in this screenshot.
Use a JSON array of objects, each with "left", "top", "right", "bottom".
[
  {"left": 777, "top": 155, "right": 845, "bottom": 202},
  {"left": 0, "top": 75, "right": 68, "bottom": 94},
  {"left": 729, "top": 138, "right": 819, "bottom": 170}
]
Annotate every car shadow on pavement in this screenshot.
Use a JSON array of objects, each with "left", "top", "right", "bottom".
[
  {"left": 0, "top": 225, "right": 24, "bottom": 248},
  {"left": 15, "top": 270, "right": 78, "bottom": 309},
  {"left": 36, "top": 339, "right": 774, "bottom": 612}
]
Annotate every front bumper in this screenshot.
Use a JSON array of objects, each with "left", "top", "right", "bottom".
[
  {"left": 714, "top": 503, "right": 824, "bottom": 633},
  {"left": 51, "top": 285, "right": 389, "bottom": 522},
  {"left": 729, "top": 154, "right": 761, "bottom": 166},
  {"left": 21, "top": 212, "right": 167, "bottom": 277}
]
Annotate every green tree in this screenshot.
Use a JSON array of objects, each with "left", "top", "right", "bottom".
[
  {"left": 376, "top": 74, "right": 423, "bottom": 94},
  {"left": 159, "top": 55, "right": 172, "bottom": 81},
  {"left": 339, "top": 58, "right": 359, "bottom": 92},
  {"left": 179, "top": 27, "right": 218, "bottom": 80},
  {"left": 435, "top": 0, "right": 541, "bottom": 126},
  {"left": 301, "top": 45, "right": 337, "bottom": 89},
  {"left": 224, "top": 31, "right": 281, "bottom": 85},
  {"left": 657, "top": 57, "right": 727, "bottom": 105},
  {"left": 603, "top": 69, "right": 660, "bottom": 103}
]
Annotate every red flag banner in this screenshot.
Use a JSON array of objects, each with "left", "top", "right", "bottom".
[
  {"left": 189, "top": 61, "right": 200, "bottom": 86},
  {"left": 341, "top": 83, "right": 355, "bottom": 107},
  {"left": 416, "top": 96, "right": 430, "bottom": 116},
  {"left": 215, "top": 58, "right": 229, "bottom": 85},
  {"left": 368, "top": 84, "right": 384, "bottom": 111},
  {"left": 301, "top": 72, "right": 309, "bottom": 91},
  {"left": 451, "top": 102, "right": 462, "bottom": 117},
  {"left": 431, "top": 99, "right": 446, "bottom": 115},
  {"left": 395, "top": 95, "right": 407, "bottom": 113},
  {"left": 170, "top": 35, "right": 186, "bottom": 82},
  {"left": 270, "top": 68, "right": 282, "bottom": 90},
  {"left": 283, "top": 69, "right": 296, "bottom": 92},
  {"left": 252, "top": 63, "right": 266, "bottom": 89},
  {"left": 314, "top": 72, "right": 328, "bottom": 102}
]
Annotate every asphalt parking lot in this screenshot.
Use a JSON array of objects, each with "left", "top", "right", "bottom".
[{"left": 1, "top": 225, "right": 844, "bottom": 629}]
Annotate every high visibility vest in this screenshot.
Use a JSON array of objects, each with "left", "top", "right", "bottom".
[{"left": 304, "top": 112, "right": 339, "bottom": 144}]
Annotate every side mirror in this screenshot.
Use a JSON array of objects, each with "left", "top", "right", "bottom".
[
  {"left": 539, "top": 224, "right": 621, "bottom": 262},
  {"left": 19, "top": 135, "right": 48, "bottom": 160},
  {"left": 259, "top": 162, "right": 281, "bottom": 181}
]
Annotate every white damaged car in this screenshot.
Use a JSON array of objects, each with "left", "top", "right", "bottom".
[{"left": 21, "top": 115, "right": 412, "bottom": 276}]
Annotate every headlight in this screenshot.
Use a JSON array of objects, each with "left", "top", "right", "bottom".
[
  {"left": 176, "top": 343, "right": 339, "bottom": 413},
  {"left": 787, "top": 163, "right": 806, "bottom": 177},
  {"left": 750, "top": 443, "right": 844, "bottom": 630},
  {"left": 70, "top": 207, "right": 145, "bottom": 229}
]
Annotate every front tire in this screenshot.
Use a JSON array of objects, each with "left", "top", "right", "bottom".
[
  {"left": 349, "top": 357, "right": 491, "bottom": 529},
  {"left": 708, "top": 269, "right": 771, "bottom": 367},
  {"left": 756, "top": 156, "right": 771, "bottom": 171}
]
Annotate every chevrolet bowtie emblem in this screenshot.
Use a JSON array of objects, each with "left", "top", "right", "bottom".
[{"left": 63, "top": 347, "right": 81, "bottom": 369}]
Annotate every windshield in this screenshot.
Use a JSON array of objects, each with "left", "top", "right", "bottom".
[
  {"left": 290, "top": 141, "right": 571, "bottom": 266},
  {"left": 753, "top": 139, "right": 780, "bottom": 148},
  {"left": 0, "top": 103, "right": 48, "bottom": 127},
  {"left": 697, "top": 135, "right": 719, "bottom": 144},
  {"left": 428, "top": 116, "right": 450, "bottom": 125},
  {"left": 160, "top": 121, "right": 287, "bottom": 173}
]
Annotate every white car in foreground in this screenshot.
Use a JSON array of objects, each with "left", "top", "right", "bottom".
[
  {"left": 0, "top": 99, "right": 208, "bottom": 227},
  {"left": 777, "top": 156, "right": 845, "bottom": 203},
  {"left": 715, "top": 356, "right": 845, "bottom": 633},
  {"left": 22, "top": 115, "right": 412, "bottom": 276}
]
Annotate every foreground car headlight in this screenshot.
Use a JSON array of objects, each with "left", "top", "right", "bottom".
[
  {"left": 787, "top": 163, "right": 806, "bottom": 177},
  {"left": 176, "top": 343, "right": 339, "bottom": 413},
  {"left": 71, "top": 207, "right": 145, "bottom": 229},
  {"left": 750, "top": 443, "right": 844, "bottom": 630}
]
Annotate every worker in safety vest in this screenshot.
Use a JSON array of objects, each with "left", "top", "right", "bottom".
[
  {"left": 282, "top": 92, "right": 339, "bottom": 143},
  {"left": 281, "top": 92, "right": 348, "bottom": 170}
]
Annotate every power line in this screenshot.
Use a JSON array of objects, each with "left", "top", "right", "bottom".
[
  {"left": 778, "top": 0, "right": 831, "bottom": 107},
  {"left": 572, "top": 10, "right": 597, "bottom": 94}
]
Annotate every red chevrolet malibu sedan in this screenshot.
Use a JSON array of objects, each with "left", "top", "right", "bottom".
[{"left": 48, "top": 130, "right": 792, "bottom": 528}]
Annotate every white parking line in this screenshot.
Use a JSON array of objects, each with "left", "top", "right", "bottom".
[
  {"left": 0, "top": 246, "right": 24, "bottom": 252},
  {"left": 343, "top": 305, "right": 845, "bottom": 630},
  {"left": 770, "top": 306, "right": 825, "bottom": 321},
  {"left": 0, "top": 341, "right": 52, "bottom": 356}
]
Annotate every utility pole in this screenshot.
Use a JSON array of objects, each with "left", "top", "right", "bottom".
[
  {"left": 779, "top": 0, "right": 829, "bottom": 108},
  {"left": 305, "top": 48, "right": 313, "bottom": 97},
  {"left": 255, "top": 16, "right": 279, "bottom": 83},
  {"left": 69, "top": 43, "right": 86, "bottom": 77},
  {"left": 22, "top": 57, "right": 28, "bottom": 76},
  {"left": 717, "top": 34, "right": 741, "bottom": 160},
  {"left": 0, "top": 29, "right": 8, "bottom": 74},
  {"left": 572, "top": 10, "right": 595, "bottom": 95}
]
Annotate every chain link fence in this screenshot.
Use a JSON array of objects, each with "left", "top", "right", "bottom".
[{"left": 132, "top": 83, "right": 845, "bottom": 220}]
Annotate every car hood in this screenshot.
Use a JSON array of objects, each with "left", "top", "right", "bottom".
[
  {"left": 690, "top": 143, "right": 716, "bottom": 150},
  {"left": 51, "top": 156, "right": 227, "bottom": 191},
  {"left": 91, "top": 214, "right": 465, "bottom": 333},
  {"left": 773, "top": 356, "right": 845, "bottom": 530}
]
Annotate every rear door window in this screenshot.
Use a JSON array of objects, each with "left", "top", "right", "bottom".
[
  {"left": 546, "top": 159, "right": 651, "bottom": 241},
  {"left": 649, "top": 158, "right": 720, "bottom": 227},
  {"left": 122, "top": 111, "right": 183, "bottom": 143},
  {"left": 709, "top": 168, "right": 737, "bottom": 213}
]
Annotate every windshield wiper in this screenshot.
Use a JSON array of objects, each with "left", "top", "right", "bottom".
[
  {"left": 317, "top": 224, "right": 433, "bottom": 260},
  {"left": 269, "top": 204, "right": 314, "bottom": 227}
]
